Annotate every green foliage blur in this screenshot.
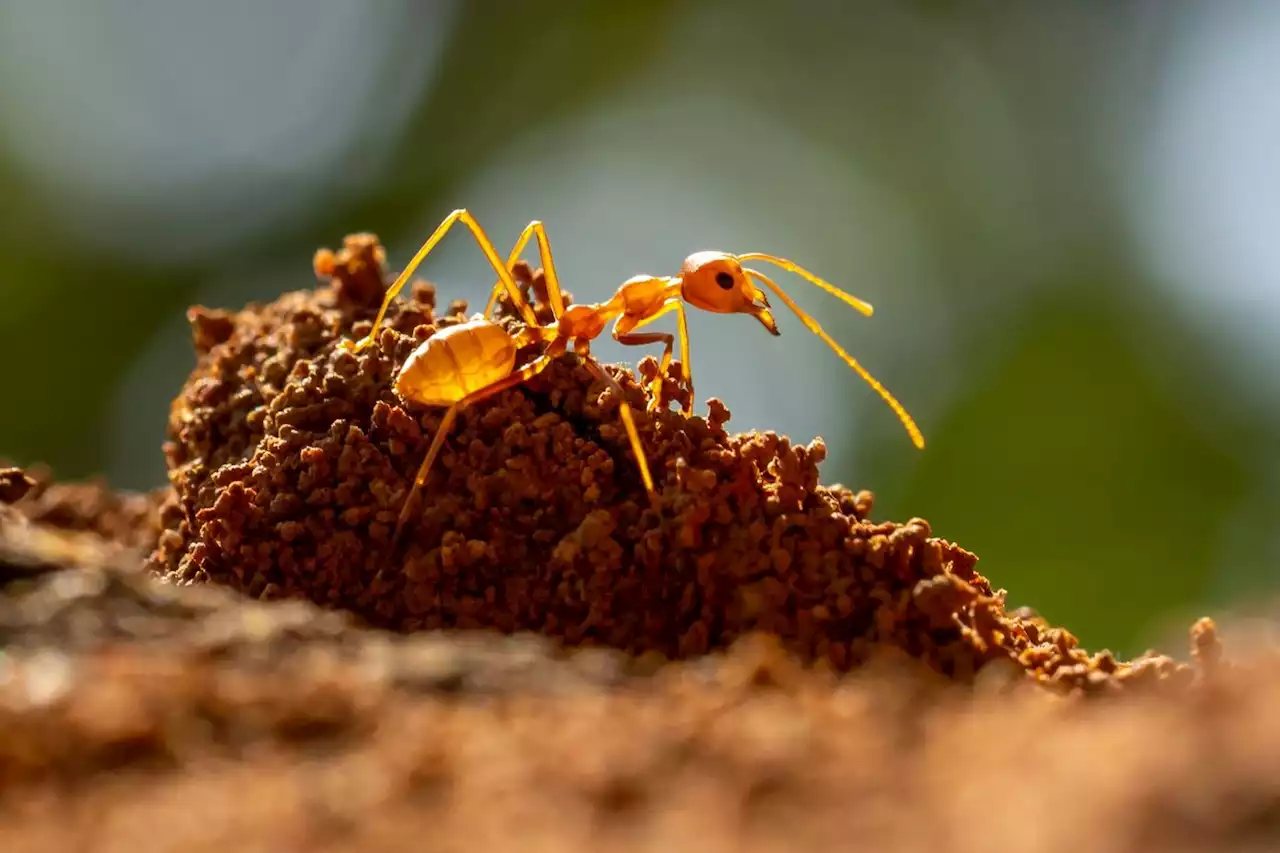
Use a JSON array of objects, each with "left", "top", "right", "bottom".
[{"left": 0, "top": 1, "right": 1276, "bottom": 658}]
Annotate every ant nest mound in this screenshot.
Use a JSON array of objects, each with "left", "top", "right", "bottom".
[{"left": 149, "top": 233, "right": 1199, "bottom": 693}]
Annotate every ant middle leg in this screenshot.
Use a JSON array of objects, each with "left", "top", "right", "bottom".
[{"left": 574, "top": 343, "right": 657, "bottom": 502}]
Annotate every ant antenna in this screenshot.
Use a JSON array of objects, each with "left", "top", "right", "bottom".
[
  {"left": 736, "top": 253, "right": 876, "bottom": 317},
  {"left": 742, "top": 265, "right": 925, "bottom": 450}
]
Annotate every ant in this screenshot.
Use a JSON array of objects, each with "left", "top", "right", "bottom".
[{"left": 341, "top": 209, "right": 925, "bottom": 544}]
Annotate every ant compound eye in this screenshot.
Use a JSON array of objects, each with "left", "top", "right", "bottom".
[{"left": 715, "top": 271, "right": 735, "bottom": 290}]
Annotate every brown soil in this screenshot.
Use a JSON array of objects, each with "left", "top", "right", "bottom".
[{"left": 2, "top": 232, "right": 1277, "bottom": 851}]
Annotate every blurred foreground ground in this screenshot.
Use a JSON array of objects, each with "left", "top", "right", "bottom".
[{"left": 2, "top": 480, "right": 1278, "bottom": 853}]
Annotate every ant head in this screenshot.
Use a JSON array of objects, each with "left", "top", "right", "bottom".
[{"left": 679, "top": 251, "right": 779, "bottom": 335}]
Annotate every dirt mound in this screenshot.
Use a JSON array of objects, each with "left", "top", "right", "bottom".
[{"left": 143, "top": 233, "right": 1190, "bottom": 693}]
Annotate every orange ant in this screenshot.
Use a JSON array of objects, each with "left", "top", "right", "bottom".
[{"left": 341, "top": 209, "right": 925, "bottom": 543}]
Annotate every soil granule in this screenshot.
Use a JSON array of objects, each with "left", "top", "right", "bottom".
[{"left": 149, "top": 233, "right": 1189, "bottom": 693}]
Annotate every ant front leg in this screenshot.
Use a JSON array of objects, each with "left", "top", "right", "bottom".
[
  {"left": 483, "top": 220, "right": 568, "bottom": 322},
  {"left": 615, "top": 331, "right": 675, "bottom": 413},
  {"left": 612, "top": 299, "right": 695, "bottom": 414}
]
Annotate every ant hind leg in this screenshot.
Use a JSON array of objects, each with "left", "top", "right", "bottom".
[
  {"left": 392, "top": 343, "right": 568, "bottom": 546},
  {"left": 393, "top": 403, "right": 460, "bottom": 548},
  {"left": 483, "top": 221, "right": 567, "bottom": 323},
  {"left": 345, "top": 209, "right": 537, "bottom": 354}
]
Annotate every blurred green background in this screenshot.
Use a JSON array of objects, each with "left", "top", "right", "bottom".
[{"left": 0, "top": 1, "right": 1276, "bottom": 657}]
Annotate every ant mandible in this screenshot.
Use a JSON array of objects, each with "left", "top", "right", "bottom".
[{"left": 341, "top": 209, "right": 925, "bottom": 544}]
